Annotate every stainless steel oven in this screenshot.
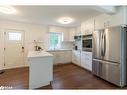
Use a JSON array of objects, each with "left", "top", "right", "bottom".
[{"left": 82, "top": 35, "right": 92, "bottom": 52}]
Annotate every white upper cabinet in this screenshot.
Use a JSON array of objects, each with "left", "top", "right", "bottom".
[
  {"left": 81, "top": 6, "right": 126, "bottom": 32},
  {"left": 81, "top": 19, "right": 94, "bottom": 35},
  {"left": 94, "top": 14, "right": 109, "bottom": 30},
  {"left": 108, "top": 6, "right": 127, "bottom": 26},
  {"left": 94, "top": 7, "right": 126, "bottom": 30}
]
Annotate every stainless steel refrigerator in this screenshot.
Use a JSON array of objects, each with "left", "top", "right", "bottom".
[{"left": 92, "top": 25, "right": 127, "bottom": 87}]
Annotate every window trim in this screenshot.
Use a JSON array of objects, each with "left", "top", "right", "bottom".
[
  {"left": 8, "top": 32, "right": 22, "bottom": 41},
  {"left": 48, "top": 32, "right": 63, "bottom": 50}
]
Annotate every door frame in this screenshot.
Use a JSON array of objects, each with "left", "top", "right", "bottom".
[
  {"left": 0, "top": 29, "right": 4, "bottom": 70},
  {"left": 3, "top": 28, "right": 25, "bottom": 69}
]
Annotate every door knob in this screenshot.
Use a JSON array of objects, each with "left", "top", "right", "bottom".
[
  {"left": 21, "top": 46, "right": 24, "bottom": 52},
  {"left": 22, "top": 47, "right": 24, "bottom": 49}
]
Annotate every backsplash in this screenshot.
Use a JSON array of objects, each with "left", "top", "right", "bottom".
[{"left": 60, "top": 41, "right": 74, "bottom": 50}]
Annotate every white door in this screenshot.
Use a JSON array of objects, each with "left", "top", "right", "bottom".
[
  {"left": 4, "top": 29, "right": 25, "bottom": 69},
  {"left": 0, "top": 29, "right": 4, "bottom": 70}
]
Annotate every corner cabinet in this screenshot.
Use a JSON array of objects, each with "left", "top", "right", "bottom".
[
  {"left": 48, "top": 50, "right": 72, "bottom": 65},
  {"left": 81, "top": 51, "right": 92, "bottom": 71}
]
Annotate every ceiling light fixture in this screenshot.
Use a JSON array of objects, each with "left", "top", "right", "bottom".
[
  {"left": 57, "top": 17, "right": 74, "bottom": 24},
  {"left": 0, "top": 6, "right": 17, "bottom": 14}
]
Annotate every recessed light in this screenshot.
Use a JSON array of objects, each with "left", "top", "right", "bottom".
[
  {"left": 0, "top": 6, "right": 17, "bottom": 14},
  {"left": 57, "top": 17, "right": 74, "bottom": 24}
]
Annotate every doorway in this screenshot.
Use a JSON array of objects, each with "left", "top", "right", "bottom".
[{"left": 4, "top": 29, "right": 25, "bottom": 69}]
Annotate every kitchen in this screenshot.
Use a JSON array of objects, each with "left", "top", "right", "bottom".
[{"left": 0, "top": 6, "right": 127, "bottom": 89}]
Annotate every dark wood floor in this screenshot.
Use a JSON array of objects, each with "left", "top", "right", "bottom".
[{"left": 0, "top": 63, "right": 127, "bottom": 89}]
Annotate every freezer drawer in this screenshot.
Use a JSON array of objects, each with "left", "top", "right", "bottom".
[{"left": 92, "top": 59, "right": 121, "bottom": 86}]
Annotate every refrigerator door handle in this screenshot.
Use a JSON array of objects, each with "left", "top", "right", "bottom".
[
  {"left": 100, "top": 32, "right": 103, "bottom": 56},
  {"left": 103, "top": 32, "right": 106, "bottom": 56}
]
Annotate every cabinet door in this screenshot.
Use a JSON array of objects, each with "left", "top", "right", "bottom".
[
  {"left": 81, "top": 19, "right": 94, "bottom": 35},
  {"left": 81, "top": 22, "right": 85, "bottom": 35},
  {"left": 55, "top": 52, "right": 65, "bottom": 64},
  {"left": 72, "top": 50, "right": 81, "bottom": 66},
  {"left": 64, "top": 51, "right": 72, "bottom": 63},
  {"left": 48, "top": 51, "right": 72, "bottom": 64},
  {"left": 81, "top": 51, "right": 92, "bottom": 71},
  {"left": 86, "top": 20, "right": 94, "bottom": 35},
  {"left": 72, "top": 51, "right": 77, "bottom": 64},
  {"left": 94, "top": 14, "right": 110, "bottom": 30}
]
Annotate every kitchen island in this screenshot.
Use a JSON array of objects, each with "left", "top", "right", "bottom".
[{"left": 27, "top": 51, "right": 53, "bottom": 89}]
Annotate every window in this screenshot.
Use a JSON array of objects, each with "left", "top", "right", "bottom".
[
  {"left": 49, "top": 32, "right": 63, "bottom": 50},
  {"left": 9, "top": 32, "right": 21, "bottom": 41}
]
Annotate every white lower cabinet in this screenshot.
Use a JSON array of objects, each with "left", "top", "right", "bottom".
[
  {"left": 48, "top": 50, "right": 92, "bottom": 71},
  {"left": 81, "top": 51, "right": 92, "bottom": 71},
  {"left": 72, "top": 50, "right": 81, "bottom": 66},
  {"left": 48, "top": 50, "right": 72, "bottom": 65},
  {"left": 64, "top": 51, "right": 72, "bottom": 63}
]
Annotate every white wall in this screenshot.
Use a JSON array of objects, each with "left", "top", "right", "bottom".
[
  {"left": 68, "top": 28, "right": 76, "bottom": 41},
  {"left": 124, "top": 6, "right": 127, "bottom": 24},
  {"left": 0, "top": 19, "right": 74, "bottom": 69},
  {"left": 0, "top": 20, "right": 50, "bottom": 69},
  {"left": 49, "top": 26, "right": 69, "bottom": 41},
  {"left": 60, "top": 41, "right": 74, "bottom": 49}
]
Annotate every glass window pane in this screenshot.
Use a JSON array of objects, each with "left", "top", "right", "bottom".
[
  {"left": 49, "top": 32, "right": 62, "bottom": 49},
  {"left": 9, "top": 32, "right": 21, "bottom": 41}
]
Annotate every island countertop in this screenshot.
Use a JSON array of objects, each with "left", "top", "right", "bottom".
[
  {"left": 46, "top": 49, "right": 72, "bottom": 52},
  {"left": 27, "top": 51, "right": 53, "bottom": 58}
]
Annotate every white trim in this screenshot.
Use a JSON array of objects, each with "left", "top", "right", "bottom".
[{"left": 3, "top": 65, "right": 28, "bottom": 70}]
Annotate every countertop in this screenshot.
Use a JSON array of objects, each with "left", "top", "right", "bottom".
[
  {"left": 47, "top": 49, "right": 72, "bottom": 52},
  {"left": 27, "top": 51, "right": 53, "bottom": 58}
]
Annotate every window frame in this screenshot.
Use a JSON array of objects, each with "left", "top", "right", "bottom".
[
  {"left": 49, "top": 32, "right": 63, "bottom": 50},
  {"left": 8, "top": 32, "right": 22, "bottom": 41}
]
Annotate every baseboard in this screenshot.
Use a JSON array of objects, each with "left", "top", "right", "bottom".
[
  {"left": 3, "top": 65, "right": 29, "bottom": 70},
  {"left": 53, "top": 62, "right": 72, "bottom": 66}
]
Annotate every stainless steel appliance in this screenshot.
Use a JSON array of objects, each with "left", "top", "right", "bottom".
[
  {"left": 82, "top": 35, "right": 92, "bottom": 52},
  {"left": 92, "top": 25, "right": 127, "bottom": 87}
]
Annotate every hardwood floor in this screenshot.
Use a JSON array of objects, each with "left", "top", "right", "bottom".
[
  {"left": 0, "top": 63, "right": 127, "bottom": 89},
  {"left": 0, "top": 67, "right": 29, "bottom": 89}
]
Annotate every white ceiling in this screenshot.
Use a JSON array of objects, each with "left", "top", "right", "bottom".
[{"left": 0, "top": 6, "right": 110, "bottom": 27}]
